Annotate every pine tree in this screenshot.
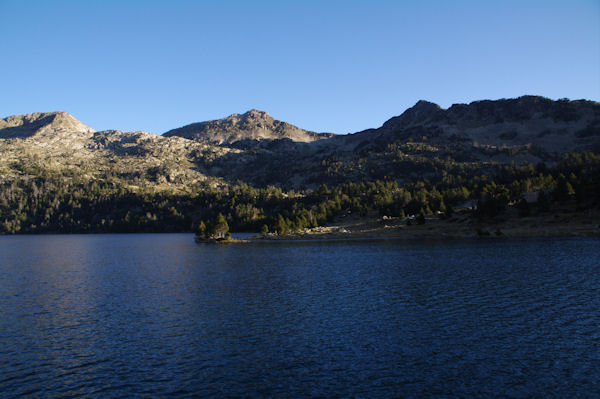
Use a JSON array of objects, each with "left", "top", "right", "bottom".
[
  {"left": 260, "top": 224, "right": 269, "bottom": 237},
  {"left": 212, "top": 213, "right": 229, "bottom": 239},
  {"left": 196, "top": 220, "right": 207, "bottom": 238},
  {"left": 276, "top": 214, "right": 288, "bottom": 234}
]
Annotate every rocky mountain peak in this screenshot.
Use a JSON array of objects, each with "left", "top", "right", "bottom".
[
  {"left": 381, "top": 100, "right": 443, "bottom": 131},
  {"left": 412, "top": 100, "right": 442, "bottom": 112},
  {"left": 400, "top": 100, "right": 443, "bottom": 120},
  {"left": 242, "top": 109, "right": 270, "bottom": 119},
  {"left": 223, "top": 109, "right": 272, "bottom": 122},
  {"left": 163, "top": 110, "right": 331, "bottom": 145},
  {"left": 0, "top": 111, "right": 95, "bottom": 139}
]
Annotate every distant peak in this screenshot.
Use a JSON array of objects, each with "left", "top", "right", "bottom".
[
  {"left": 222, "top": 109, "right": 271, "bottom": 121},
  {"left": 242, "top": 109, "right": 271, "bottom": 119},
  {"left": 396, "top": 100, "right": 441, "bottom": 121},
  {"left": 50, "top": 111, "right": 81, "bottom": 122},
  {"left": 0, "top": 111, "right": 94, "bottom": 139},
  {"left": 410, "top": 100, "right": 442, "bottom": 112},
  {"left": 245, "top": 108, "right": 267, "bottom": 114},
  {"left": 1, "top": 111, "right": 77, "bottom": 125},
  {"left": 162, "top": 108, "right": 328, "bottom": 144},
  {"left": 47, "top": 111, "right": 89, "bottom": 125},
  {"left": 378, "top": 100, "right": 443, "bottom": 130}
]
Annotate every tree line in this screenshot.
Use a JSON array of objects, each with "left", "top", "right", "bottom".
[{"left": 1, "top": 152, "right": 598, "bottom": 234}]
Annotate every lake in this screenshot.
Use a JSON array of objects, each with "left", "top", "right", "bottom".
[{"left": 0, "top": 234, "right": 598, "bottom": 397}]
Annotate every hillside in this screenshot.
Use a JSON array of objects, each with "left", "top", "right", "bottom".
[
  {"left": 1, "top": 96, "right": 599, "bottom": 235},
  {"left": 0, "top": 112, "right": 241, "bottom": 193},
  {"left": 195, "top": 96, "right": 600, "bottom": 187},
  {"left": 2, "top": 97, "right": 599, "bottom": 191},
  {"left": 163, "top": 109, "right": 335, "bottom": 144},
  {"left": 339, "top": 96, "right": 600, "bottom": 162}
]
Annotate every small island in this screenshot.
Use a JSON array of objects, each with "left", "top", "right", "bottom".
[{"left": 195, "top": 213, "right": 249, "bottom": 243}]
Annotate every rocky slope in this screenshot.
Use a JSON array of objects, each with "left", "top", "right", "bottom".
[
  {"left": 335, "top": 96, "right": 600, "bottom": 161},
  {"left": 1, "top": 96, "right": 599, "bottom": 191},
  {"left": 0, "top": 111, "right": 95, "bottom": 140},
  {"left": 0, "top": 112, "right": 237, "bottom": 192},
  {"left": 192, "top": 96, "right": 600, "bottom": 187},
  {"left": 163, "top": 109, "right": 334, "bottom": 144}
]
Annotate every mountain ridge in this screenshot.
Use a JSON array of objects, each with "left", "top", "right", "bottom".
[
  {"left": 339, "top": 95, "right": 600, "bottom": 159},
  {"left": 2, "top": 95, "right": 599, "bottom": 235},
  {"left": 1, "top": 95, "right": 599, "bottom": 190}
]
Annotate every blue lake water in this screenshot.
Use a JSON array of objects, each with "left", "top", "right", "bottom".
[{"left": 0, "top": 234, "right": 599, "bottom": 398}]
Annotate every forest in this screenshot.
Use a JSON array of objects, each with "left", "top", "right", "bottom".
[{"left": 0, "top": 152, "right": 598, "bottom": 235}]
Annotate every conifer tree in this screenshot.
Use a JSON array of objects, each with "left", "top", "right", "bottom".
[
  {"left": 212, "top": 213, "right": 229, "bottom": 239},
  {"left": 260, "top": 224, "right": 269, "bottom": 237},
  {"left": 196, "top": 220, "right": 207, "bottom": 238}
]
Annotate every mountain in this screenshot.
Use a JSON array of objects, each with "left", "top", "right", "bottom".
[
  {"left": 338, "top": 96, "right": 600, "bottom": 161},
  {"left": 1, "top": 96, "right": 599, "bottom": 191},
  {"left": 0, "top": 111, "right": 237, "bottom": 190},
  {"left": 1, "top": 96, "right": 599, "bottom": 235},
  {"left": 163, "top": 109, "right": 335, "bottom": 144},
  {"left": 0, "top": 111, "right": 95, "bottom": 139}
]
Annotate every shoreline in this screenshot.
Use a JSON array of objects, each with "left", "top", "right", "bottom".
[
  {"left": 257, "top": 228, "right": 600, "bottom": 242},
  {"left": 252, "top": 207, "right": 600, "bottom": 242}
]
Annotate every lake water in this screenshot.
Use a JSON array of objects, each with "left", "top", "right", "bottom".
[{"left": 0, "top": 234, "right": 598, "bottom": 398}]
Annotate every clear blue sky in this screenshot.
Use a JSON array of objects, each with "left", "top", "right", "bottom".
[{"left": 1, "top": 0, "right": 598, "bottom": 134}]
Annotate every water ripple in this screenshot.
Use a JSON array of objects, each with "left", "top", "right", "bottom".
[{"left": 0, "top": 235, "right": 598, "bottom": 397}]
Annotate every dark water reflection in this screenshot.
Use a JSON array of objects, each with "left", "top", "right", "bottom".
[{"left": 0, "top": 235, "right": 599, "bottom": 397}]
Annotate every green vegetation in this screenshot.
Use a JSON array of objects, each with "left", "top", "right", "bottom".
[
  {"left": 1, "top": 152, "right": 599, "bottom": 235},
  {"left": 196, "top": 213, "right": 230, "bottom": 240}
]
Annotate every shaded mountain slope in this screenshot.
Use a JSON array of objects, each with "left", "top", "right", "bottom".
[{"left": 338, "top": 96, "right": 600, "bottom": 160}]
